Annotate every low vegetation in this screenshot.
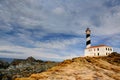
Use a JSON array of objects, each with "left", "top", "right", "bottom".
[{"left": 16, "top": 52, "right": 120, "bottom": 80}]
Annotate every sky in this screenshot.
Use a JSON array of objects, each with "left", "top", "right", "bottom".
[{"left": 0, "top": 0, "right": 120, "bottom": 61}]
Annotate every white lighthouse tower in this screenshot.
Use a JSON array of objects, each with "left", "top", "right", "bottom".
[{"left": 84, "top": 28, "right": 113, "bottom": 56}]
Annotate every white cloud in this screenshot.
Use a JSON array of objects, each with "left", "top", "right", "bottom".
[
  {"left": 0, "top": 0, "right": 120, "bottom": 60},
  {"left": 99, "top": 12, "right": 120, "bottom": 35},
  {"left": 0, "top": 40, "right": 13, "bottom": 46},
  {"left": 107, "top": 34, "right": 120, "bottom": 47},
  {"left": 35, "top": 38, "right": 81, "bottom": 50},
  {"left": 113, "top": 47, "right": 120, "bottom": 53},
  {"left": 52, "top": 7, "right": 65, "bottom": 15},
  {"left": 0, "top": 37, "right": 83, "bottom": 61},
  {"left": 19, "top": 17, "right": 41, "bottom": 27},
  {"left": 0, "top": 25, "right": 13, "bottom": 32},
  {"left": 0, "top": 45, "right": 81, "bottom": 61},
  {"left": 0, "top": 0, "right": 120, "bottom": 36}
]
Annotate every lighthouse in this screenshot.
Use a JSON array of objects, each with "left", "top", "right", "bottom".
[
  {"left": 86, "top": 28, "right": 91, "bottom": 48},
  {"left": 84, "top": 28, "right": 113, "bottom": 56}
]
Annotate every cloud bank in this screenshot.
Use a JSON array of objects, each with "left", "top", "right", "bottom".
[{"left": 0, "top": 0, "right": 120, "bottom": 61}]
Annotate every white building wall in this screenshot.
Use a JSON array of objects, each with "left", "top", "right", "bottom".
[{"left": 85, "top": 46, "right": 113, "bottom": 56}]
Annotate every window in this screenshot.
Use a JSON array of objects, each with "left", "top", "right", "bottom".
[
  {"left": 106, "top": 53, "right": 107, "bottom": 55},
  {"left": 97, "top": 48, "right": 99, "bottom": 51},
  {"left": 110, "top": 48, "right": 112, "bottom": 51},
  {"left": 106, "top": 48, "right": 107, "bottom": 50},
  {"left": 98, "top": 53, "right": 99, "bottom": 56},
  {"left": 108, "top": 48, "right": 109, "bottom": 51}
]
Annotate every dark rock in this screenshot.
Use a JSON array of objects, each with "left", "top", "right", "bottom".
[
  {"left": 26, "top": 56, "right": 36, "bottom": 62},
  {"left": 0, "top": 60, "right": 9, "bottom": 69},
  {"left": 0, "top": 57, "right": 59, "bottom": 80}
]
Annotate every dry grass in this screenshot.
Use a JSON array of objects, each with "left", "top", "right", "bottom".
[
  {"left": 15, "top": 78, "right": 35, "bottom": 80},
  {"left": 15, "top": 52, "right": 120, "bottom": 80}
]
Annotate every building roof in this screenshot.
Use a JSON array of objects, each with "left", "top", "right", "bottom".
[{"left": 86, "top": 44, "right": 112, "bottom": 49}]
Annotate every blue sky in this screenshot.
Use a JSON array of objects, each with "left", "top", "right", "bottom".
[{"left": 0, "top": 0, "right": 120, "bottom": 61}]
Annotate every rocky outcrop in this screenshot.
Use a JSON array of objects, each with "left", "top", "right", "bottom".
[
  {"left": 0, "top": 57, "right": 59, "bottom": 80},
  {"left": 0, "top": 60, "right": 9, "bottom": 69},
  {"left": 16, "top": 52, "right": 120, "bottom": 80}
]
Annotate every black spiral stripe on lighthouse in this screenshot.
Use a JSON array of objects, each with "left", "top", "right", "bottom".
[
  {"left": 86, "top": 40, "right": 91, "bottom": 45},
  {"left": 86, "top": 34, "right": 91, "bottom": 47},
  {"left": 86, "top": 34, "right": 90, "bottom": 38}
]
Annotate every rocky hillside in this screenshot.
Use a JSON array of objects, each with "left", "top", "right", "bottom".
[
  {"left": 0, "top": 57, "right": 59, "bottom": 80},
  {"left": 0, "top": 60, "right": 9, "bottom": 69},
  {"left": 16, "top": 52, "right": 120, "bottom": 80}
]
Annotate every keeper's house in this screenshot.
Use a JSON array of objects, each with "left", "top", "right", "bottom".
[{"left": 84, "top": 28, "right": 113, "bottom": 56}]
